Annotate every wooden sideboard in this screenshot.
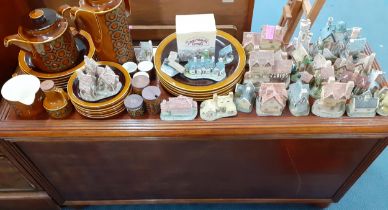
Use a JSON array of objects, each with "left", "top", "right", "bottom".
[{"left": 0, "top": 78, "right": 387, "bottom": 209}]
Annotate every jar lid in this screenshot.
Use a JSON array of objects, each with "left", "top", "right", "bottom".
[
  {"left": 142, "top": 86, "right": 161, "bottom": 100},
  {"left": 40, "top": 80, "right": 55, "bottom": 92},
  {"left": 19, "top": 8, "right": 66, "bottom": 42},
  {"left": 132, "top": 75, "right": 150, "bottom": 89},
  {"left": 124, "top": 94, "right": 143, "bottom": 109}
]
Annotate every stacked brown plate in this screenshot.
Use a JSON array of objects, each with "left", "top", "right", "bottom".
[
  {"left": 67, "top": 61, "right": 131, "bottom": 119},
  {"left": 18, "top": 30, "right": 95, "bottom": 89},
  {"left": 154, "top": 30, "right": 246, "bottom": 101}
]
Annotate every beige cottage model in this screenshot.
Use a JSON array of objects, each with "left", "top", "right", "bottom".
[{"left": 200, "top": 92, "right": 237, "bottom": 121}]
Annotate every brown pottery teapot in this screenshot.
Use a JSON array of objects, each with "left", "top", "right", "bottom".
[{"left": 4, "top": 8, "right": 79, "bottom": 73}]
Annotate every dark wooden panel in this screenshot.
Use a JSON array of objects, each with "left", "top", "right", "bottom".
[
  {"left": 16, "top": 138, "right": 377, "bottom": 202},
  {"left": 0, "top": 156, "right": 35, "bottom": 192},
  {"left": 0, "top": 191, "right": 59, "bottom": 210},
  {"left": 0, "top": 2, "right": 31, "bottom": 88}
]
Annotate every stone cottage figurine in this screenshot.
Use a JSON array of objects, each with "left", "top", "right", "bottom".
[
  {"left": 346, "top": 90, "right": 379, "bottom": 118},
  {"left": 160, "top": 95, "right": 197, "bottom": 121},
  {"left": 288, "top": 80, "right": 310, "bottom": 116},
  {"left": 78, "top": 56, "right": 122, "bottom": 102},
  {"left": 234, "top": 81, "right": 255, "bottom": 113},
  {"left": 256, "top": 83, "right": 288, "bottom": 116},
  {"left": 312, "top": 77, "right": 354, "bottom": 118},
  {"left": 200, "top": 92, "right": 237, "bottom": 121},
  {"left": 376, "top": 87, "right": 388, "bottom": 116}
]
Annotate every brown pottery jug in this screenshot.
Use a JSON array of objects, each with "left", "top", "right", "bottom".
[{"left": 61, "top": 0, "right": 135, "bottom": 64}]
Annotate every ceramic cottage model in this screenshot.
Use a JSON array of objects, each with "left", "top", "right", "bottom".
[
  {"left": 160, "top": 95, "right": 198, "bottom": 121},
  {"left": 184, "top": 56, "right": 226, "bottom": 82},
  {"left": 377, "top": 87, "right": 388, "bottom": 116},
  {"left": 234, "top": 82, "right": 256, "bottom": 113},
  {"left": 242, "top": 32, "right": 260, "bottom": 56},
  {"left": 288, "top": 80, "right": 310, "bottom": 116},
  {"left": 176, "top": 14, "right": 216, "bottom": 61},
  {"left": 256, "top": 83, "right": 288, "bottom": 116},
  {"left": 312, "top": 77, "right": 354, "bottom": 118},
  {"left": 259, "top": 25, "right": 286, "bottom": 51},
  {"left": 136, "top": 40, "right": 153, "bottom": 62},
  {"left": 244, "top": 50, "right": 292, "bottom": 89},
  {"left": 200, "top": 92, "right": 237, "bottom": 121},
  {"left": 77, "top": 56, "right": 122, "bottom": 102},
  {"left": 346, "top": 90, "right": 379, "bottom": 117}
]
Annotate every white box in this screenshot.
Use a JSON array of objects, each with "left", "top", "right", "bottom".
[{"left": 176, "top": 14, "right": 217, "bottom": 61}]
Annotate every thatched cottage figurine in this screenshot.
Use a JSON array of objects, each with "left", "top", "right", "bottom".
[
  {"left": 259, "top": 25, "right": 285, "bottom": 50},
  {"left": 312, "top": 77, "right": 354, "bottom": 118},
  {"left": 376, "top": 87, "right": 388, "bottom": 116},
  {"left": 346, "top": 90, "right": 378, "bottom": 118},
  {"left": 234, "top": 81, "right": 255, "bottom": 113},
  {"left": 256, "top": 83, "right": 287, "bottom": 116},
  {"left": 160, "top": 95, "right": 198, "bottom": 121},
  {"left": 200, "top": 92, "right": 237, "bottom": 121},
  {"left": 288, "top": 80, "right": 310, "bottom": 116}
]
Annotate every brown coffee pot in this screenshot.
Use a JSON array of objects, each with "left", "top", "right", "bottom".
[
  {"left": 4, "top": 8, "right": 79, "bottom": 73},
  {"left": 60, "top": 0, "right": 135, "bottom": 64}
]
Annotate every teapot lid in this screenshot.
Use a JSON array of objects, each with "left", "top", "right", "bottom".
[{"left": 19, "top": 8, "right": 67, "bottom": 42}]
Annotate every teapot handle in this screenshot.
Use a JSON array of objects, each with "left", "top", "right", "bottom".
[{"left": 125, "top": 0, "right": 132, "bottom": 17}]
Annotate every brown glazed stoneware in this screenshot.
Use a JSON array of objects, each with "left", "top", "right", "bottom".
[
  {"left": 62, "top": 0, "right": 135, "bottom": 64},
  {"left": 41, "top": 80, "right": 73, "bottom": 119},
  {"left": 4, "top": 8, "right": 79, "bottom": 73}
]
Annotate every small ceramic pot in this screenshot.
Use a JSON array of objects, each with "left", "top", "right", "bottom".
[
  {"left": 142, "top": 86, "right": 161, "bottom": 115},
  {"left": 132, "top": 75, "right": 150, "bottom": 95},
  {"left": 122, "top": 62, "right": 138, "bottom": 77},
  {"left": 124, "top": 94, "right": 145, "bottom": 118},
  {"left": 133, "top": 71, "right": 149, "bottom": 79},
  {"left": 138, "top": 61, "right": 155, "bottom": 80},
  {"left": 41, "top": 80, "right": 73, "bottom": 119},
  {"left": 1, "top": 75, "right": 45, "bottom": 119}
]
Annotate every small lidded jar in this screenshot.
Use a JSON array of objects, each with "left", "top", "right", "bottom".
[
  {"left": 124, "top": 94, "right": 145, "bottom": 118},
  {"left": 132, "top": 74, "right": 150, "bottom": 95},
  {"left": 142, "top": 86, "right": 161, "bottom": 115},
  {"left": 41, "top": 80, "right": 73, "bottom": 119}
]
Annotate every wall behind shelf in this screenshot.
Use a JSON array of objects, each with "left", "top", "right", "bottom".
[{"left": 252, "top": 0, "right": 388, "bottom": 74}]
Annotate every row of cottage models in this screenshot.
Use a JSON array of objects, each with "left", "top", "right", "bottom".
[{"left": 161, "top": 17, "right": 388, "bottom": 121}]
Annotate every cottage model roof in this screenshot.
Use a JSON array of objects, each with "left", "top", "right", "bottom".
[
  {"left": 353, "top": 91, "right": 378, "bottom": 109},
  {"left": 249, "top": 50, "right": 275, "bottom": 67},
  {"left": 242, "top": 32, "right": 261, "bottom": 48},
  {"left": 261, "top": 25, "right": 285, "bottom": 42},
  {"left": 289, "top": 81, "right": 309, "bottom": 106},
  {"left": 259, "top": 83, "right": 287, "bottom": 107},
  {"left": 322, "top": 77, "right": 354, "bottom": 100},
  {"left": 161, "top": 96, "right": 196, "bottom": 116}
]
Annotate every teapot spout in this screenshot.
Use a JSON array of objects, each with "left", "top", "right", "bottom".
[{"left": 4, "top": 34, "right": 33, "bottom": 52}]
